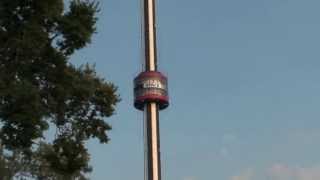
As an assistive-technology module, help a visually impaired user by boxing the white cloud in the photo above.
[230,164,320,180]
[218,133,239,160]
[219,147,230,158]
[230,169,254,180]
[268,164,320,180]
[267,164,297,180]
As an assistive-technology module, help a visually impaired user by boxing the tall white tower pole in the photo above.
[134,0,169,179]
[143,0,161,179]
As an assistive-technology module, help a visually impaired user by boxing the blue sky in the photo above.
[71,0,320,179]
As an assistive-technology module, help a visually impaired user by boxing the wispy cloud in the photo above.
[218,133,238,159]
[229,164,320,180]
[230,168,254,180]
[268,164,320,180]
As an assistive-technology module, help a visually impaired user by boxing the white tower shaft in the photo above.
[143,0,161,180]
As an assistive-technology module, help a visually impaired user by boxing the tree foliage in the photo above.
[0,0,120,178]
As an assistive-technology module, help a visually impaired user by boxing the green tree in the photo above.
[0,0,120,179]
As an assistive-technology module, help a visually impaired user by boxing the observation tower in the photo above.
[133,0,169,180]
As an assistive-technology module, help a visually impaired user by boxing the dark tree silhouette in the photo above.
[0,0,120,179]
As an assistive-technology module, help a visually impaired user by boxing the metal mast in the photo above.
[144,0,157,72]
[143,0,161,178]
[134,0,169,180]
